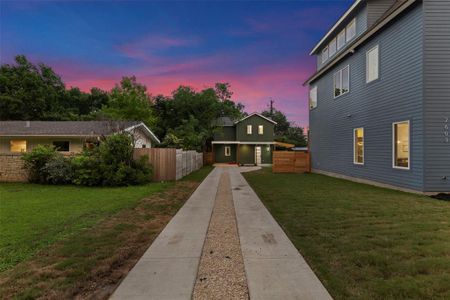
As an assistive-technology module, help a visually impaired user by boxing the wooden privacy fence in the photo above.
[203,152,214,165]
[272,151,310,173]
[134,148,203,182]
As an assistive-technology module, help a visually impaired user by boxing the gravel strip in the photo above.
[193,171,249,300]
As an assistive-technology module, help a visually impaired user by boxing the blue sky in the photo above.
[0,0,352,127]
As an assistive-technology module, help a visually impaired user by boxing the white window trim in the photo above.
[353,128,364,165]
[329,37,337,57]
[333,65,350,99]
[258,125,264,135]
[309,86,318,109]
[346,18,356,42]
[322,46,329,63]
[392,120,410,170]
[224,146,231,157]
[337,29,346,50]
[247,125,252,135]
[366,45,379,83]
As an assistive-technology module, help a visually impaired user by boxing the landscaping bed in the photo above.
[0,166,213,299]
[243,168,450,299]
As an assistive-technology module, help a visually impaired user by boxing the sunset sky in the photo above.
[0,0,352,127]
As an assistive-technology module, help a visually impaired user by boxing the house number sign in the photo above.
[445,117,449,143]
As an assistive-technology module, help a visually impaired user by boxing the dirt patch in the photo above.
[193,172,249,300]
[430,193,450,201]
[0,181,200,300]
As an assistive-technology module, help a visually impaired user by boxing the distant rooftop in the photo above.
[0,121,141,136]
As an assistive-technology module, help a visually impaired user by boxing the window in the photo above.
[393,121,410,169]
[309,86,318,109]
[10,140,26,152]
[337,29,346,50]
[53,141,70,152]
[258,125,264,135]
[247,125,252,134]
[224,146,231,157]
[346,19,356,42]
[329,38,337,57]
[321,46,329,63]
[354,128,364,164]
[366,45,379,83]
[334,65,350,98]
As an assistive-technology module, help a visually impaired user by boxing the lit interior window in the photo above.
[354,128,364,164]
[10,140,27,152]
[393,121,410,168]
[258,125,264,134]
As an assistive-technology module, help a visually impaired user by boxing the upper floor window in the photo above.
[393,121,410,169]
[346,19,356,42]
[258,125,264,135]
[366,45,379,83]
[10,140,26,152]
[321,46,329,63]
[334,65,350,98]
[337,29,346,50]
[309,86,318,109]
[329,38,337,57]
[354,128,364,164]
[247,125,252,134]
[53,141,70,152]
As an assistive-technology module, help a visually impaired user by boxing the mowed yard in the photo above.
[244,168,450,300]
[0,166,213,299]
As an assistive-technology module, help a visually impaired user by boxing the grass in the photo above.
[0,166,213,299]
[243,168,450,300]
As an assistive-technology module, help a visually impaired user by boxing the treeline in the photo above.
[0,55,306,150]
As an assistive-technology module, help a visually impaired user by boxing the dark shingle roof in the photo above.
[0,121,141,136]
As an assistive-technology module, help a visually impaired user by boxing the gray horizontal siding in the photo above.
[423,0,450,192]
[310,4,424,191]
[367,0,396,28]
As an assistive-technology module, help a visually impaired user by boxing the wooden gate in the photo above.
[272,151,310,173]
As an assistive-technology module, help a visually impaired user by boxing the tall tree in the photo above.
[100,76,155,126]
[0,55,66,120]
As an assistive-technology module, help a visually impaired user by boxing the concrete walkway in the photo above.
[111,167,332,300]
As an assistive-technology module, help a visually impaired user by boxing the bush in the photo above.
[41,155,73,184]
[22,134,152,186]
[22,145,58,183]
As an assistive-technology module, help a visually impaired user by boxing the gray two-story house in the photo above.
[212,113,277,165]
[305,0,450,193]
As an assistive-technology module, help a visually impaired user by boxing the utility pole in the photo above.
[269,98,274,118]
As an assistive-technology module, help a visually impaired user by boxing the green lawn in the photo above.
[0,182,171,272]
[243,168,450,299]
[0,166,213,273]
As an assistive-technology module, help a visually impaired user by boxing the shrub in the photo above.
[22,145,58,183]
[72,134,152,186]
[41,155,73,184]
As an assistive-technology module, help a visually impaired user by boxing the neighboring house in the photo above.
[305,0,450,193]
[0,121,160,154]
[212,113,277,165]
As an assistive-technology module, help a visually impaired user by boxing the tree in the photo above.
[0,55,66,120]
[153,83,245,150]
[100,76,155,126]
[261,102,307,147]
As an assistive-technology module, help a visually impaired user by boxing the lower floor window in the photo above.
[10,140,27,152]
[53,141,70,152]
[354,128,364,164]
[393,121,410,169]
[224,146,231,157]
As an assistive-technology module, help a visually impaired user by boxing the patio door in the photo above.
[255,146,262,165]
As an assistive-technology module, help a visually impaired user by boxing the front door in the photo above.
[255,146,261,165]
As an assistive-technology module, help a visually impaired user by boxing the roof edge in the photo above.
[309,0,363,55]
[304,0,417,86]
[235,113,277,125]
